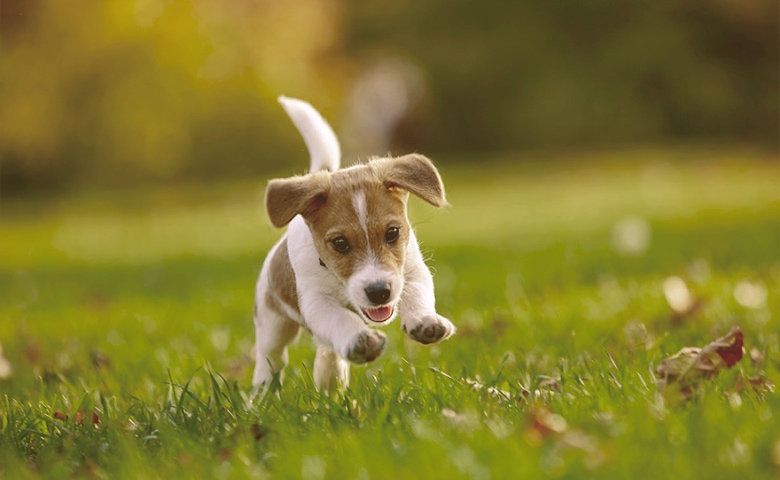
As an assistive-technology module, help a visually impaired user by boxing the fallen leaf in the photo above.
[56,410,100,427]
[655,326,744,399]
[525,408,606,468]
[662,276,704,324]
[91,349,111,370]
[538,378,561,391]
[526,406,568,444]
[663,276,695,314]
[716,329,743,367]
[733,374,776,395]
[76,411,99,427]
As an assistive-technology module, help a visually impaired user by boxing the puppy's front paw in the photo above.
[403,314,455,345]
[346,330,387,364]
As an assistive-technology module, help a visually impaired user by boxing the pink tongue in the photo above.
[366,306,393,322]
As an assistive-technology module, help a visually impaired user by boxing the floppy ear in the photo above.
[265,174,329,227]
[379,154,448,207]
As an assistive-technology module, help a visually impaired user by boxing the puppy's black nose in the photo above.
[365,282,391,305]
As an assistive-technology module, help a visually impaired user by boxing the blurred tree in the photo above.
[0,0,348,194]
[345,0,779,154]
[0,0,776,194]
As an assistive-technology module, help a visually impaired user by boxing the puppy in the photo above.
[253,96,455,392]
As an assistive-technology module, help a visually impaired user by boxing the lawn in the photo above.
[1,146,778,479]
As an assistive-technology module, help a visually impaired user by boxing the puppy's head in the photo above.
[266,154,447,325]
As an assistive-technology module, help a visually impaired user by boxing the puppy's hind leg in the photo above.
[313,344,350,393]
[252,299,300,389]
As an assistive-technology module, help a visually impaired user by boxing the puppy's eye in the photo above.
[331,236,351,253]
[385,226,400,244]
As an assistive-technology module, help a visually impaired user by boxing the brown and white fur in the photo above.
[253,96,455,392]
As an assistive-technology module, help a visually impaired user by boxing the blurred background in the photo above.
[0,0,777,196]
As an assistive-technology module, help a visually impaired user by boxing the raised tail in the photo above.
[278,96,341,173]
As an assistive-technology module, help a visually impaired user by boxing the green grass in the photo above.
[1,146,779,479]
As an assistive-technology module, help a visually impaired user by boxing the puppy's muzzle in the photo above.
[364,282,391,305]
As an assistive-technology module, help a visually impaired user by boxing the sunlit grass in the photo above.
[1,147,779,478]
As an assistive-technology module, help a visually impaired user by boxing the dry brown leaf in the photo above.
[538,378,561,391]
[663,276,695,314]
[91,349,111,370]
[526,406,568,444]
[662,276,705,324]
[55,410,100,427]
[655,325,744,398]
[733,374,776,395]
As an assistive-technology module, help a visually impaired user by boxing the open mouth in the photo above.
[362,305,395,323]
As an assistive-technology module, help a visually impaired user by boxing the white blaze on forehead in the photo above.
[352,190,370,244]
[344,189,406,313]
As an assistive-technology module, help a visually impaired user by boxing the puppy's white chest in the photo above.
[286,216,343,299]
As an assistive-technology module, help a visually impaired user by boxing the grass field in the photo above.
[1,147,778,479]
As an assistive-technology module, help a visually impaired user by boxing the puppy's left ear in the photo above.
[379,154,448,207]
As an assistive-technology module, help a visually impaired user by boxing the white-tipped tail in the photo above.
[278,96,341,173]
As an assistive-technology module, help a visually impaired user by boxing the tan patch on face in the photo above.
[265,238,300,317]
[305,165,410,283]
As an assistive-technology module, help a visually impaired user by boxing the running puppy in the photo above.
[253,96,455,391]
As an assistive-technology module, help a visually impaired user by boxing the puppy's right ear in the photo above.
[265,175,329,227]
